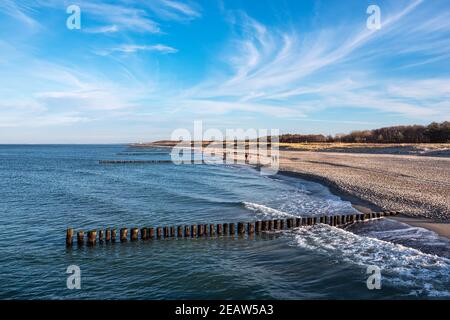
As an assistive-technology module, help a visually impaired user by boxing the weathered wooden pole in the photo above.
[203,224,209,236]
[88,230,97,246]
[274,219,281,230]
[170,226,175,238]
[198,224,204,237]
[111,228,116,242]
[98,229,104,243]
[130,228,139,241]
[280,219,285,229]
[261,220,268,231]
[177,226,183,238]
[105,228,111,242]
[147,227,154,239]
[184,225,191,237]
[156,227,162,238]
[191,225,197,237]
[223,223,229,235]
[210,224,215,236]
[229,223,236,235]
[268,220,274,231]
[295,218,301,227]
[77,230,84,245]
[255,221,262,233]
[248,222,255,234]
[217,224,223,235]
[286,218,292,229]
[140,228,148,240]
[238,222,245,235]
[66,228,74,247]
[120,228,128,242]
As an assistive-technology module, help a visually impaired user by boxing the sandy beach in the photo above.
[278,150,450,237]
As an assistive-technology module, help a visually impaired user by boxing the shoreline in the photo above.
[277,169,450,240]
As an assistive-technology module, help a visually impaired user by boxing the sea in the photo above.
[0,145,449,299]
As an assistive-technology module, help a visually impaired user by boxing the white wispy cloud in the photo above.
[96,44,178,55]
[143,0,201,21]
[0,0,40,27]
[83,24,119,34]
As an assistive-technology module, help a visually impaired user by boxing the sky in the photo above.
[0,0,449,143]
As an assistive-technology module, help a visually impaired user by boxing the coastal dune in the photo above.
[279,151,450,221]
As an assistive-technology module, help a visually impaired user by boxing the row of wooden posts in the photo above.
[66,211,399,247]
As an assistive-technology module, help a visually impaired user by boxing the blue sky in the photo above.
[0,0,449,143]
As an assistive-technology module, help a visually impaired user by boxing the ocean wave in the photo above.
[290,224,450,297]
[243,202,298,218]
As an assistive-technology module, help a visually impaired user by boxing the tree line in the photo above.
[278,121,450,143]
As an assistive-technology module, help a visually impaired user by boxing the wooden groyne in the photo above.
[66,211,400,247]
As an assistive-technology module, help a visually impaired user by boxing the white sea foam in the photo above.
[243,201,298,218]
[291,224,450,297]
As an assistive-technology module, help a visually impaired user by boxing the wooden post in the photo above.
[140,228,148,240]
[111,229,116,242]
[319,216,324,223]
[229,223,235,235]
[105,228,111,242]
[313,217,317,225]
[88,230,97,246]
[210,224,215,236]
[77,230,84,245]
[170,226,175,238]
[286,219,292,229]
[148,227,154,239]
[255,221,262,233]
[163,226,169,238]
[248,222,255,234]
[184,225,191,237]
[280,219,285,229]
[238,222,245,235]
[198,224,204,237]
[268,220,274,231]
[261,221,267,231]
[130,228,138,241]
[217,224,223,235]
[203,224,209,236]
[191,225,197,237]
[157,227,162,238]
[223,223,229,235]
[120,228,128,242]
[295,218,301,227]
[177,226,183,238]
[98,229,104,243]
[274,219,281,230]
[66,228,74,247]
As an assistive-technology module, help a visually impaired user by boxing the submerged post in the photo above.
[120,228,128,242]
[111,228,116,242]
[255,221,262,233]
[148,227,154,239]
[184,225,191,237]
[217,224,223,235]
[140,228,148,240]
[87,230,97,246]
[77,230,84,245]
[98,229,104,243]
[131,228,139,241]
[229,223,236,235]
[157,227,162,239]
[210,224,215,236]
[238,222,245,235]
[198,224,204,237]
[223,223,229,235]
[66,228,74,247]
[105,228,111,242]
[248,222,255,234]
[177,226,183,238]
[191,225,197,238]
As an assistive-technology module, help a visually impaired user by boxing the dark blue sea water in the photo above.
[0,145,449,299]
